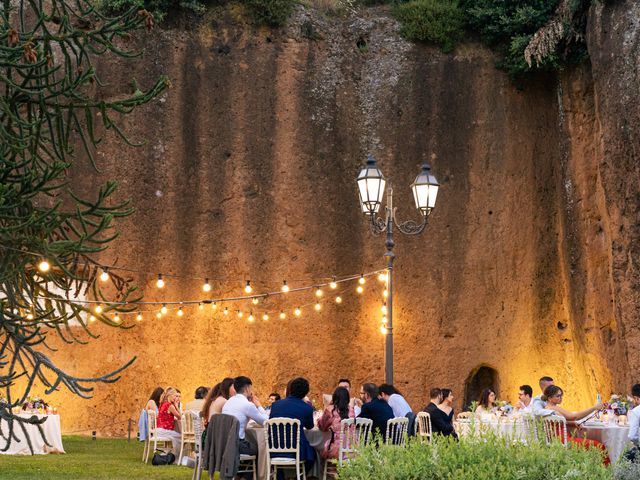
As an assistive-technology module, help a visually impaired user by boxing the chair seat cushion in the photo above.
[270,458,300,465]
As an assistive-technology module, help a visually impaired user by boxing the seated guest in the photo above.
[146,387,164,412]
[338,378,361,416]
[269,393,281,405]
[475,388,497,415]
[156,387,182,459]
[317,386,355,459]
[200,383,220,426]
[222,376,268,455]
[542,385,608,464]
[358,383,394,441]
[424,388,457,438]
[531,376,554,415]
[628,383,640,446]
[438,389,455,422]
[269,377,316,470]
[202,377,235,423]
[379,384,412,418]
[185,386,208,412]
[515,385,533,411]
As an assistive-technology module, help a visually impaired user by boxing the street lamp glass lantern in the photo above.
[357,155,386,215]
[411,163,439,215]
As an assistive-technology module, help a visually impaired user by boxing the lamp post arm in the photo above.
[395,214,429,235]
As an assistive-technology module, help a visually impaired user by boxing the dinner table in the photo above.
[0,412,65,455]
[580,420,630,462]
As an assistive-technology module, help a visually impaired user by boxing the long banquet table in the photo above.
[581,422,630,462]
[0,413,65,455]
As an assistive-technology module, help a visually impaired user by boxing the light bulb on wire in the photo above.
[335,296,342,304]
[380,325,388,335]
[89,315,96,322]
[315,302,321,312]
[161,304,168,315]
[156,312,162,319]
[177,307,184,317]
[262,314,269,321]
[248,313,255,322]
[357,285,364,294]
[223,307,229,315]
[156,274,165,289]
[294,307,302,317]
[281,281,289,293]
[359,274,366,285]
[26,313,34,320]
[198,303,204,311]
[252,297,259,305]
[381,304,388,315]
[279,311,286,319]
[329,277,337,289]
[203,278,212,292]
[136,313,143,321]
[38,259,50,273]
[212,302,217,310]
[113,313,121,323]
[237,310,243,318]
[100,269,110,282]
[383,289,388,298]
[315,288,323,298]
[378,272,386,282]
[382,316,388,324]
[244,281,252,294]
[94,304,103,314]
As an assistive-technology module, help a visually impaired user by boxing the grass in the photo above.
[0,436,194,480]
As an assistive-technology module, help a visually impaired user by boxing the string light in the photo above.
[381,303,387,315]
[248,313,255,322]
[177,307,184,317]
[359,274,366,285]
[26,313,34,320]
[281,281,289,293]
[382,316,388,324]
[113,313,121,323]
[161,304,168,315]
[38,259,50,273]
[380,325,387,335]
[244,281,252,294]
[198,303,204,310]
[212,302,217,310]
[315,302,321,311]
[378,272,387,282]
[330,277,337,289]
[136,313,143,321]
[156,312,162,319]
[89,315,96,322]
[252,297,259,305]
[262,314,269,321]
[156,274,165,289]
[315,287,323,298]
[383,289,388,298]
[279,311,286,319]
[237,310,243,318]
[357,285,364,294]
[294,307,302,317]
[94,304,103,314]
[203,278,211,292]
[335,296,342,304]
[100,269,110,282]
[224,307,229,315]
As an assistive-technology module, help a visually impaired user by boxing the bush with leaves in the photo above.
[393,0,465,53]
[245,0,296,26]
[338,432,612,480]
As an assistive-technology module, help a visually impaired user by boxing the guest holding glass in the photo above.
[475,388,497,415]
[156,387,183,459]
[318,387,355,459]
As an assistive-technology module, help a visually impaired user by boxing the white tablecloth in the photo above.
[581,423,630,462]
[457,418,527,443]
[0,413,65,455]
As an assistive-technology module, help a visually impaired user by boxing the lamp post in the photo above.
[356,155,440,384]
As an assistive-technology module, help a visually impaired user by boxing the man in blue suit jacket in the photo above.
[357,383,394,441]
[269,377,315,471]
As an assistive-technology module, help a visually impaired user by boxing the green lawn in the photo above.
[0,435,194,480]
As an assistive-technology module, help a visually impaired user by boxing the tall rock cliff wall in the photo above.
[40,2,639,434]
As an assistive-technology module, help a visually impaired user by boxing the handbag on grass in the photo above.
[151,451,175,465]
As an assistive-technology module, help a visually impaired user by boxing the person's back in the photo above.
[359,398,394,440]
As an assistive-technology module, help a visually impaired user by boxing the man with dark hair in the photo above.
[357,383,394,440]
[338,379,351,391]
[269,377,315,470]
[268,393,281,405]
[515,385,533,411]
[379,384,412,417]
[423,388,456,438]
[184,386,209,412]
[222,376,268,455]
[628,384,640,446]
[531,376,554,415]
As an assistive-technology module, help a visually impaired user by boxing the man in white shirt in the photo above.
[515,385,533,412]
[531,376,554,416]
[222,376,269,455]
[379,384,412,417]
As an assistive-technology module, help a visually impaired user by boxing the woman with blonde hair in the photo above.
[156,387,182,461]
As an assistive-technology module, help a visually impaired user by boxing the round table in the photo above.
[580,422,630,462]
[0,413,65,455]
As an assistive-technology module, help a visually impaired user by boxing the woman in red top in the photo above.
[155,387,182,461]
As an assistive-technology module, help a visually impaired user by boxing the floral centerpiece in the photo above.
[495,400,513,416]
[22,395,49,412]
[607,394,631,416]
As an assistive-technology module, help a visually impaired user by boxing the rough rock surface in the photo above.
[39,2,639,435]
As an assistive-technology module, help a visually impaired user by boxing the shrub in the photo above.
[393,0,465,53]
[100,0,206,21]
[614,458,640,480]
[338,432,612,480]
[245,0,296,26]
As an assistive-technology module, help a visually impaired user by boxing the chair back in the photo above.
[415,412,432,440]
[542,415,567,446]
[192,411,203,450]
[181,411,195,436]
[147,410,159,439]
[385,417,409,446]
[355,418,373,446]
[264,417,301,461]
[521,414,540,443]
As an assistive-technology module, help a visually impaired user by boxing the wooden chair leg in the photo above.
[142,439,148,462]
[252,458,257,480]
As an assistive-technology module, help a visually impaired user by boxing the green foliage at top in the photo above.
[393,0,465,53]
[338,433,613,480]
[245,0,296,26]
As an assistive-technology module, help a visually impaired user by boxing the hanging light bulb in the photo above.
[38,259,50,273]
[212,302,218,310]
[156,312,162,319]
[315,287,323,298]
[329,277,337,289]
[161,304,168,315]
[381,303,388,315]
[100,269,110,282]
[279,311,286,319]
[382,316,388,324]
[244,280,252,294]
[383,289,388,298]
[315,302,321,311]
[380,325,388,335]
[262,314,269,321]
[294,307,302,317]
[335,296,342,304]
[113,313,121,323]
[94,304,103,314]
[357,285,364,294]
[203,278,212,292]
[136,313,143,321]
[237,310,243,318]
[281,281,290,293]
[378,272,387,282]
[359,274,366,285]
[26,313,34,320]
[252,297,259,305]
[156,274,165,289]
[248,313,255,322]
[177,307,184,317]
[198,303,204,311]
[223,307,229,315]
[89,315,96,322]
